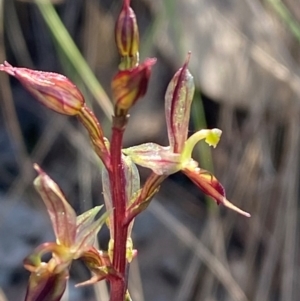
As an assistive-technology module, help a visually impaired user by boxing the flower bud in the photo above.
[0,61,85,115]
[115,0,139,69]
[112,58,156,114]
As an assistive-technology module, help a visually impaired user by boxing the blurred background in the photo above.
[0,0,300,300]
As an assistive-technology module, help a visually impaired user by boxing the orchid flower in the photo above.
[123,54,250,217]
[23,164,111,301]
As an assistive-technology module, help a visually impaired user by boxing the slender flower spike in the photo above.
[24,164,111,301]
[115,0,139,69]
[124,54,250,217]
[0,61,85,115]
[112,58,156,114]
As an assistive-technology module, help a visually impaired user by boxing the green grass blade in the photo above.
[266,0,300,43]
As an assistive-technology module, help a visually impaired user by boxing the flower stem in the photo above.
[109,114,129,301]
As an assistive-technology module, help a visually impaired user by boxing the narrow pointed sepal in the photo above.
[76,206,102,232]
[165,53,195,153]
[73,209,110,257]
[33,164,77,247]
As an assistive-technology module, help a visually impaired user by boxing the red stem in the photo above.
[109,115,128,301]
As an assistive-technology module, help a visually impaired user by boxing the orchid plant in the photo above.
[0,0,250,300]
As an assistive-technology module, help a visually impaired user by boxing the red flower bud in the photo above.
[0,61,85,115]
[115,0,139,69]
[111,58,156,113]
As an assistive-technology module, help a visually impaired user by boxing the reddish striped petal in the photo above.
[165,53,195,153]
[33,164,77,247]
[183,165,250,217]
